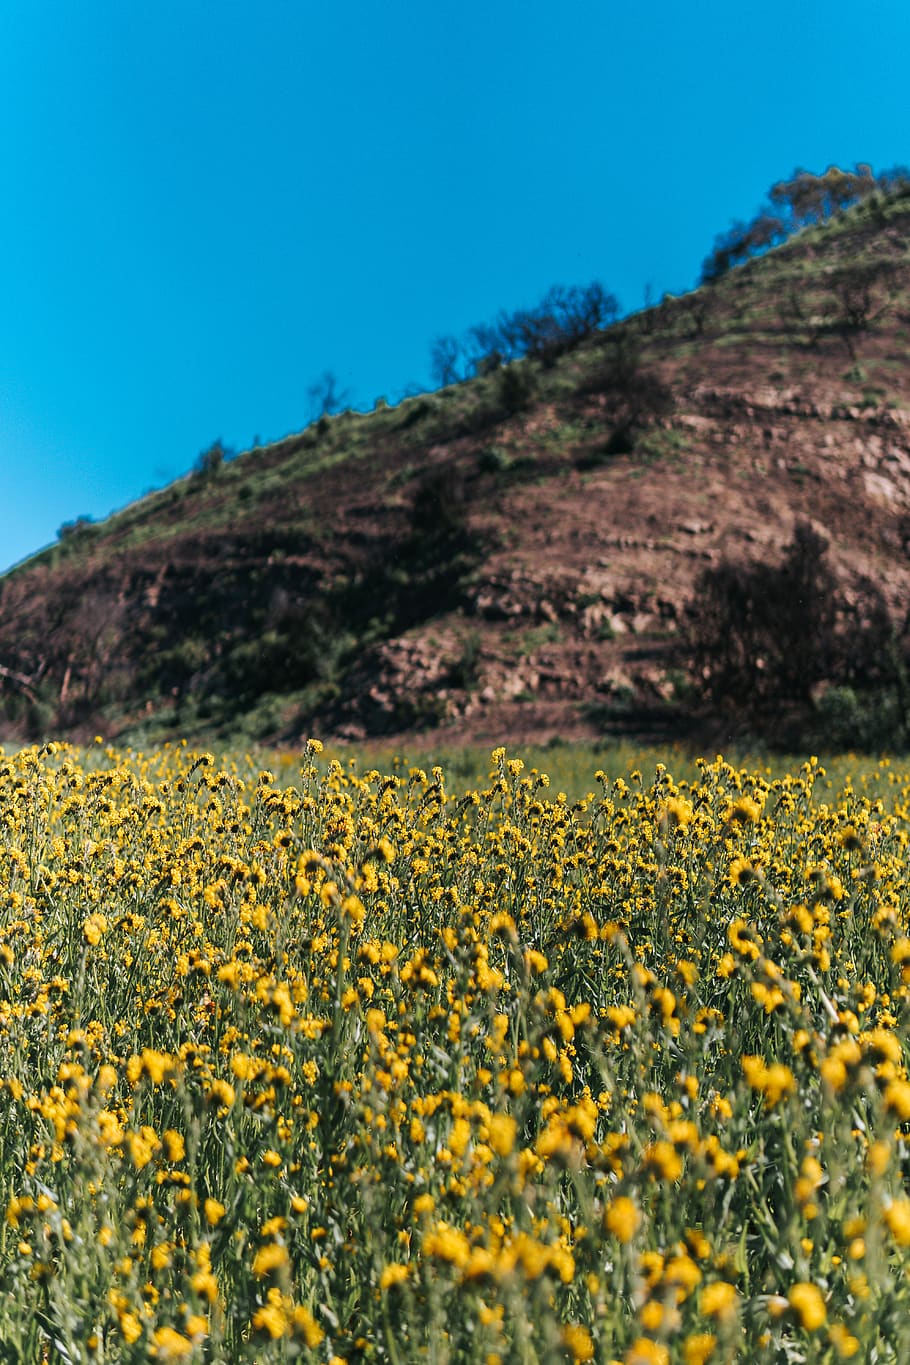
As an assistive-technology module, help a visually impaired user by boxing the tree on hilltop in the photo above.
[307,370,351,422]
[701,163,910,283]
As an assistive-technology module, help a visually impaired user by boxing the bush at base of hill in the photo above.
[686,521,910,749]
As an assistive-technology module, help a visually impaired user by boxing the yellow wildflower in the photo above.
[788,1282,826,1331]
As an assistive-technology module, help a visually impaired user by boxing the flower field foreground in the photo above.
[1,743,910,1362]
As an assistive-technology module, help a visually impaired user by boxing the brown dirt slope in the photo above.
[3,190,910,748]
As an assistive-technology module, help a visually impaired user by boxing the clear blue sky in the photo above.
[2,1,908,571]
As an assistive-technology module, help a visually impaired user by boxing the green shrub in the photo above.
[497,362,537,415]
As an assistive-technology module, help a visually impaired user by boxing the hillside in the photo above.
[5,188,910,750]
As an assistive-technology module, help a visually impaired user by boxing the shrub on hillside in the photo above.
[194,439,232,478]
[57,515,97,542]
[430,281,619,386]
[578,328,674,454]
[496,361,538,415]
[411,465,468,540]
[689,524,837,708]
[687,523,909,744]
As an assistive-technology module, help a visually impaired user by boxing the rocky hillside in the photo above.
[4,188,910,749]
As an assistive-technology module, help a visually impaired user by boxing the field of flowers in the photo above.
[1,739,910,1362]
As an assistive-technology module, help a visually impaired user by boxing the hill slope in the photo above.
[5,190,910,749]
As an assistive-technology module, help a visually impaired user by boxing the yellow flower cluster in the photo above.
[0,743,906,1360]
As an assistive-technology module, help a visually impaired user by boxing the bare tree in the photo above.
[307,370,351,422]
[430,279,619,384]
[821,260,906,358]
[429,335,463,387]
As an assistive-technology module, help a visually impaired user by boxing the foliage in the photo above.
[689,523,838,706]
[447,630,482,691]
[306,371,351,422]
[410,464,469,540]
[700,214,787,283]
[496,360,538,415]
[430,281,619,386]
[0,742,909,1360]
[687,524,908,745]
[194,440,233,479]
[701,163,910,282]
[578,328,674,455]
[57,515,98,543]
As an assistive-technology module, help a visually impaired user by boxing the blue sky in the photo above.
[1,0,909,570]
